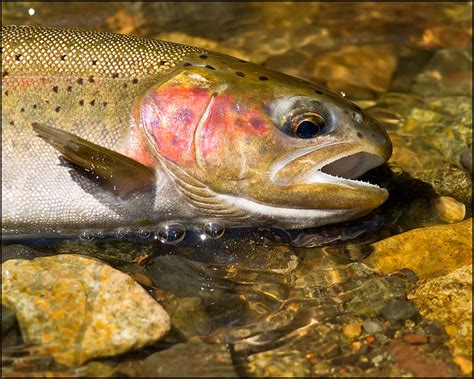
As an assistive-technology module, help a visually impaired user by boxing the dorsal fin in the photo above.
[32,123,156,199]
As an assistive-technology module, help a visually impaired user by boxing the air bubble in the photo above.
[352,112,363,123]
[138,229,152,239]
[157,224,186,244]
[203,222,225,239]
[115,229,129,238]
[80,231,94,241]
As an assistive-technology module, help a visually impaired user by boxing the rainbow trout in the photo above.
[2,25,392,240]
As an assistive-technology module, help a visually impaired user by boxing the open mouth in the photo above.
[299,151,386,189]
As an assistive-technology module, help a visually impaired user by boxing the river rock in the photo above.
[431,196,466,223]
[365,219,472,278]
[136,340,238,377]
[412,48,472,97]
[408,264,472,375]
[1,254,170,367]
[308,44,398,93]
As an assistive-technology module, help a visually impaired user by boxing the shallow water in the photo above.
[2,2,472,377]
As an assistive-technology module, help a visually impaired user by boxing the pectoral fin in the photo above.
[32,123,156,199]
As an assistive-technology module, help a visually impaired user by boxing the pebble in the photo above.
[403,334,428,345]
[343,323,362,339]
[380,299,417,322]
[362,319,383,334]
[432,196,466,223]
[460,146,472,174]
[2,254,170,366]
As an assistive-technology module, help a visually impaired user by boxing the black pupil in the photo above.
[296,120,322,138]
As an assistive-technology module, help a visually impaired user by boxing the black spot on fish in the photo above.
[123,83,128,89]
[61,54,67,61]
[77,78,84,85]
[52,86,59,93]
[183,62,192,67]
[132,78,139,84]
[357,131,364,139]
[205,65,215,70]
[4,90,9,96]
[88,76,95,83]
[33,104,37,109]
[112,73,119,79]
[67,86,73,92]
[160,60,167,65]
[103,102,108,107]
[55,106,61,113]
[90,100,96,106]
[20,108,25,112]
[79,100,84,106]
[212,92,218,97]
[236,71,245,77]
[2,71,8,78]
[259,76,269,81]
[92,59,97,65]
[199,54,208,59]
[250,117,264,130]
[315,89,323,95]
[9,121,14,126]
[15,54,21,61]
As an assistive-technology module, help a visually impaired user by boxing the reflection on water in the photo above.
[1,1,472,377]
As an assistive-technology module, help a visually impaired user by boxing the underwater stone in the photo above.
[431,196,466,223]
[137,341,238,377]
[1,254,170,366]
[412,48,472,97]
[460,146,472,174]
[408,264,472,374]
[362,319,384,334]
[380,299,417,322]
[365,219,472,279]
[308,44,398,93]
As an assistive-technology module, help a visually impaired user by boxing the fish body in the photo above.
[2,25,392,239]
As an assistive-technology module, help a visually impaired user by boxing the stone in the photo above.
[460,146,472,174]
[362,319,383,334]
[380,299,417,322]
[343,323,362,339]
[1,244,53,263]
[2,254,170,366]
[431,196,466,223]
[308,44,398,93]
[137,341,238,377]
[163,296,212,338]
[413,48,472,97]
[408,265,472,362]
[365,219,472,278]
[403,334,428,345]
[390,339,453,376]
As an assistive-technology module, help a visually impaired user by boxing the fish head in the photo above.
[136,53,392,228]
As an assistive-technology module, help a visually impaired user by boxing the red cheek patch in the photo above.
[139,86,211,166]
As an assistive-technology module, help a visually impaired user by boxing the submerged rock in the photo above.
[408,264,472,375]
[365,219,472,278]
[1,254,170,366]
[460,146,472,174]
[431,196,466,223]
[308,44,398,93]
[413,48,472,97]
[135,341,238,377]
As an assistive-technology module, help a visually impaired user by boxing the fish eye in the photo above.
[290,114,326,139]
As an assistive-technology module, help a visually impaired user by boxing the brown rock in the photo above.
[432,196,466,223]
[403,334,428,345]
[309,44,398,92]
[365,219,472,278]
[453,355,472,375]
[390,339,451,377]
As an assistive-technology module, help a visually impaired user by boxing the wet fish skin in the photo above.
[2,25,392,238]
